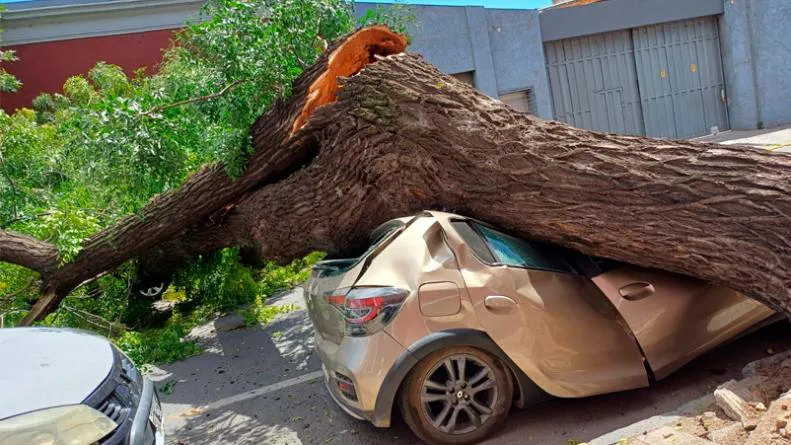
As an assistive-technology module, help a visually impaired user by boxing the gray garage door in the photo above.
[545,17,729,139]
[633,18,729,139]
[545,30,645,136]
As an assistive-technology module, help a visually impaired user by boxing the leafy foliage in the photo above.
[0,6,21,93]
[357,3,417,38]
[0,0,413,364]
[0,48,20,93]
[115,319,202,366]
[25,250,324,365]
[243,298,299,326]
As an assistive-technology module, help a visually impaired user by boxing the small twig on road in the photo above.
[0,309,28,328]
[61,304,118,336]
[2,210,55,229]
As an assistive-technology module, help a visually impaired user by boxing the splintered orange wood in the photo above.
[292,26,407,135]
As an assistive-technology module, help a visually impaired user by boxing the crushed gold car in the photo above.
[305,211,775,445]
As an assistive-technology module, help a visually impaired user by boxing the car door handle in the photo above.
[619,282,655,301]
[484,295,518,308]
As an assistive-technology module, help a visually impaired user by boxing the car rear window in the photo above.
[314,220,405,277]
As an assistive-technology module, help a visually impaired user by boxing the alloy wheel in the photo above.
[419,354,498,434]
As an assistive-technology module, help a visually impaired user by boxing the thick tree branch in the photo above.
[0,230,58,276]
[14,27,791,327]
[222,53,791,317]
[18,27,408,324]
[134,211,251,292]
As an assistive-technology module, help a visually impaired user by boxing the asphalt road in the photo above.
[152,288,791,445]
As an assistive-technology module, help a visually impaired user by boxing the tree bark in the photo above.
[0,230,58,277]
[15,27,407,324]
[224,52,791,316]
[5,27,791,322]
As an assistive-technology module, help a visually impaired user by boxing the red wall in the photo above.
[1,29,177,113]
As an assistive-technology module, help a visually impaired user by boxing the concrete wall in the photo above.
[485,9,552,118]
[720,0,791,130]
[355,3,553,119]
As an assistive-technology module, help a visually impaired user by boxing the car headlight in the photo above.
[0,405,117,445]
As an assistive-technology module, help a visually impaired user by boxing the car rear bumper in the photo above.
[314,331,408,428]
[129,379,164,445]
[322,365,367,420]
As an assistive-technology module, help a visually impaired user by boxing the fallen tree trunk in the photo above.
[187,51,791,315]
[5,26,791,322]
[0,230,58,278]
[12,27,407,324]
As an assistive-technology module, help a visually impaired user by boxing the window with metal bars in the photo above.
[499,88,537,115]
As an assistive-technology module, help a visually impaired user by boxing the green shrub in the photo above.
[173,248,260,317]
[243,296,298,326]
[115,320,201,365]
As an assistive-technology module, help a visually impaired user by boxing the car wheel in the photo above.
[138,282,166,298]
[399,346,513,445]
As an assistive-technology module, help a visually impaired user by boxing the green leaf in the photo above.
[0,0,414,365]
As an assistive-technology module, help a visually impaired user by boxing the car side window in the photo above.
[473,224,575,274]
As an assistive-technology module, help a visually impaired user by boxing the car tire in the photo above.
[398,346,513,445]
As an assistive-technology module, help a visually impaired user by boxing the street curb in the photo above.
[588,393,715,445]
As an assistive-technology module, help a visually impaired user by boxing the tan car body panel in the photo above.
[592,267,774,380]
[357,217,487,346]
[312,211,775,411]
[314,327,411,415]
[430,213,649,397]
[360,213,648,397]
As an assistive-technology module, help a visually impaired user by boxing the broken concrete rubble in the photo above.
[713,378,764,429]
[616,348,791,445]
[706,423,745,443]
[743,389,791,445]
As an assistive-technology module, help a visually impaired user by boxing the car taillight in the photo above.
[324,287,409,336]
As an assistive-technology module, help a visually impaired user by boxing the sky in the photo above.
[0,0,553,7]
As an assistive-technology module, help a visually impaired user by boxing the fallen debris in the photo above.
[714,378,763,427]
[632,426,716,445]
[621,349,791,445]
[743,389,791,445]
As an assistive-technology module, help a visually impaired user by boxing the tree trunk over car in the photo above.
[224,52,791,317]
[5,26,791,323]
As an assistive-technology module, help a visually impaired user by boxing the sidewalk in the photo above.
[695,124,791,152]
